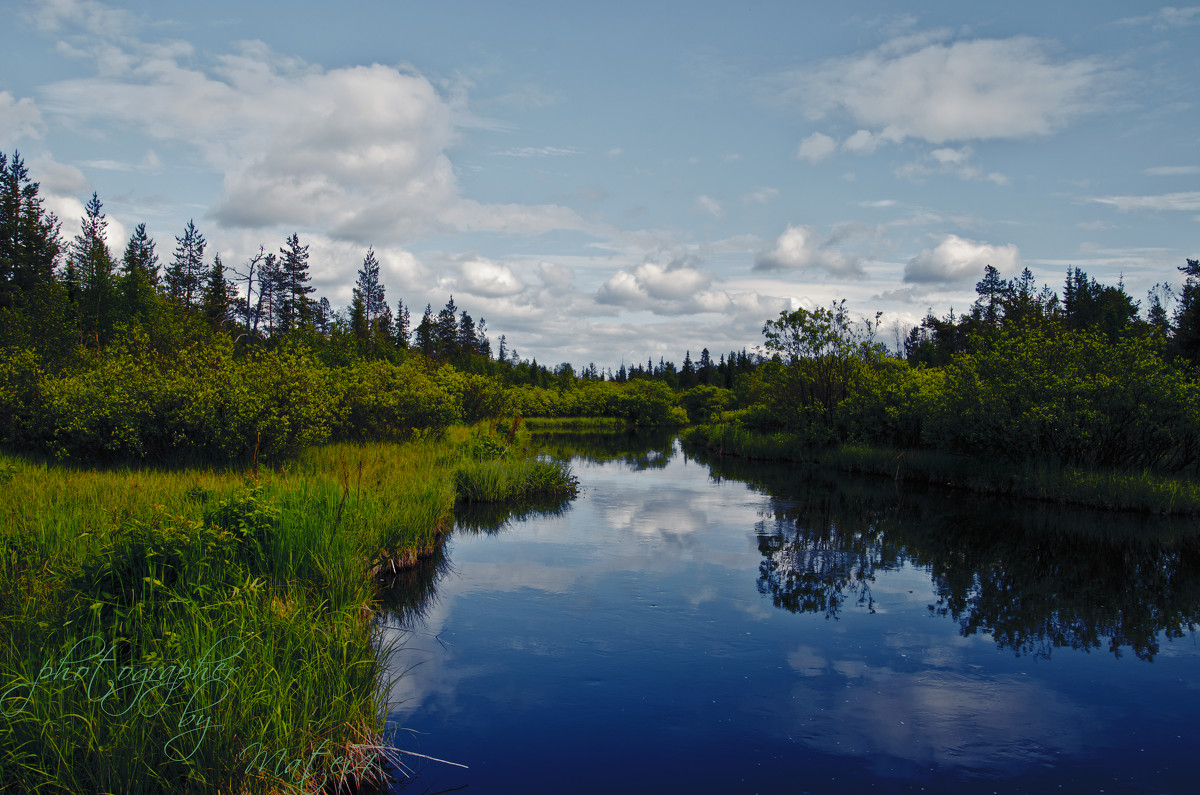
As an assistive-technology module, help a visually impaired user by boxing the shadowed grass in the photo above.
[683,423,1200,515]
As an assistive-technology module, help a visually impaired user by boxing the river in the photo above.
[379,431,1200,793]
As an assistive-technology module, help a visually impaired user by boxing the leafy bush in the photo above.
[681,385,734,423]
[0,347,43,449]
[335,360,459,441]
[433,366,508,423]
[924,326,1200,471]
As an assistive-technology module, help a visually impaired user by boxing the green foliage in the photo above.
[40,341,159,460]
[334,360,459,441]
[508,379,686,426]
[452,423,578,503]
[72,484,276,619]
[756,301,886,436]
[202,481,280,572]
[924,325,1200,471]
[6,332,339,462]
[433,366,508,423]
[842,359,943,449]
[680,384,734,423]
[0,346,43,448]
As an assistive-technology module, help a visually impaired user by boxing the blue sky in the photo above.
[1,0,1197,369]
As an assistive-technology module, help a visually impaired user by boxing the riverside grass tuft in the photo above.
[521,416,631,431]
[0,422,576,794]
[683,422,1200,515]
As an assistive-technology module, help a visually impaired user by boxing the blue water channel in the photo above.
[380,433,1200,793]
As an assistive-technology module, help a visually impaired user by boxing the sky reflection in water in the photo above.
[382,433,1200,793]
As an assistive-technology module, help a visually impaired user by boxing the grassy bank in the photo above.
[682,423,1200,515]
[0,423,576,794]
[521,416,632,431]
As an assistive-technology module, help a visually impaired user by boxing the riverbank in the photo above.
[682,422,1200,515]
[522,416,633,431]
[0,423,577,794]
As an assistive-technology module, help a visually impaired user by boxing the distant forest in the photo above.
[3,149,1199,475]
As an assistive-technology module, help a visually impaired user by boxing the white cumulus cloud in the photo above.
[896,145,1009,185]
[0,92,44,145]
[796,132,837,163]
[37,29,592,244]
[782,35,1107,144]
[595,258,718,314]
[755,224,865,277]
[904,234,1021,284]
[459,257,525,297]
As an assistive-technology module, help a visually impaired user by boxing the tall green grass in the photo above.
[0,422,576,793]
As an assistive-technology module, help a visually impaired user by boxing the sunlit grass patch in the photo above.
[0,424,577,793]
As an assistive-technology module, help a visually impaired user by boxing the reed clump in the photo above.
[0,420,576,793]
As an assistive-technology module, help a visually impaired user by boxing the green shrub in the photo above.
[335,360,459,440]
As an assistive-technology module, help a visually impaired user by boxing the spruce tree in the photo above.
[120,223,159,323]
[435,295,458,358]
[375,302,394,347]
[681,350,696,388]
[394,299,410,349]
[355,247,386,326]
[278,233,314,332]
[202,253,236,333]
[416,304,435,357]
[165,220,206,312]
[457,310,477,356]
[475,316,490,358]
[1,152,62,305]
[316,296,333,336]
[1172,259,1200,364]
[258,252,283,338]
[0,151,62,306]
[349,291,369,353]
[70,192,118,347]
[0,151,69,358]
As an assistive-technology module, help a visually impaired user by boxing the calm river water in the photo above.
[380,432,1200,794]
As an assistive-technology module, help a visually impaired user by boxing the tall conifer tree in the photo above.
[165,220,206,312]
[394,299,410,349]
[70,192,118,347]
[435,295,458,358]
[120,223,158,323]
[202,253,236,333]
[278,233,314,332]
[355,247,386,325]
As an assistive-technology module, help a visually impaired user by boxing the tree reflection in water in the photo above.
[757,517,888,616]
[528,428,677,471]
[699,449,1200,661]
